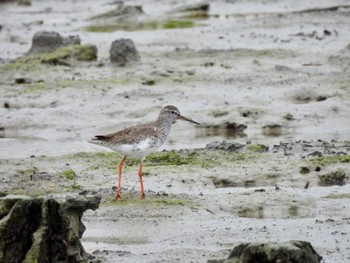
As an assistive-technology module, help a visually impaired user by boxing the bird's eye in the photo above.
[170,110,175,114]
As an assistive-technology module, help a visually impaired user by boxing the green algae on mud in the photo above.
[60,169,76,180]
[308,155,350,166]
[0,45,97,74]
[62,150,264,177]
[323,193,350,199]
[0,55,46,74]
[146,150,262,168]
[288,204,299,217]
[40,44,97,64]
[246,144,269,152]
[70,150,213,167]
[146,150,198,166]
[84,19,199,32]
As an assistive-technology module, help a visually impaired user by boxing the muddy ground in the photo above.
[0,0,350,262]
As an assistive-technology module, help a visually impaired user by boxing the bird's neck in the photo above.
[155,116,173,134]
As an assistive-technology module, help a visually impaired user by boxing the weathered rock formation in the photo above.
[91,3,144,21]
[110,38,140,66]
[25,31,97,65]
[28,31,81,54]
[208,241,322,263]
[318,169,347,186]
[0,193,101,263]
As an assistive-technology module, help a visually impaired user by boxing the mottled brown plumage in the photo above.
[89,105,199,201]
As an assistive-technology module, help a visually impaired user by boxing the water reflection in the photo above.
[195,122,247,139]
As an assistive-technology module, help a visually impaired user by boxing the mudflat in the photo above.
[0,0,349,262]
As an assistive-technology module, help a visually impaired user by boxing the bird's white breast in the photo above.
[110,138,157,158]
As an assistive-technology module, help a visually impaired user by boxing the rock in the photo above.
[87,4,145,32]
[283,112,295,120]
[14,77,32,84]
[300,166,311,174]
[28,31,81,54]
[17,0,32,6]
[171,2,210,13]
[0,193,101,263]
[91,3,144,20]
[208,241,322,263]
[17,0,31,6]
[318,169,347,186]
[206,141,244,151]
[28,31,63,54]
[110,39,140,66]
[63,35,81,46]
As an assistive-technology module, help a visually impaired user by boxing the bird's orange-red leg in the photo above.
[114,156,127,202]
[138,160,145,199]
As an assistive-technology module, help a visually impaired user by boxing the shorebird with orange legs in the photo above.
[90,105,199,201]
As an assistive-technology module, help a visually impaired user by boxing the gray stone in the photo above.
[110,38,140,66]
[28,31,81,54]
[91,3,144,20]
[318,169,347,186]
[208,241,322,263]
[0,193,101,263]
[62,34,81,46]
[171,2,210,13]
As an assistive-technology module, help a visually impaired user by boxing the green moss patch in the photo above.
[162,20,195,29]
[40,44,97,64]
[84,25,121,33]
[0,45,97,77]
[84,19,198,32]
[288,205,299,217]
[60,169,76,180]
[146,150,198,166]
[323,193,350,199]
[247,144,269,152]
[309,155,350,166]
[0,55,45,74]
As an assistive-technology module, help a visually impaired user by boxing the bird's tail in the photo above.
[88,135,108,145]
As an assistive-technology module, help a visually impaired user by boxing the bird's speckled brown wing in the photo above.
[92,122,160,146]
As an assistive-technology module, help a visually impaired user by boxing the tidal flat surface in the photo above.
[1,0,350,262]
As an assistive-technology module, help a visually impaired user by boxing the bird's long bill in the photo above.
[178,114,200,125]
